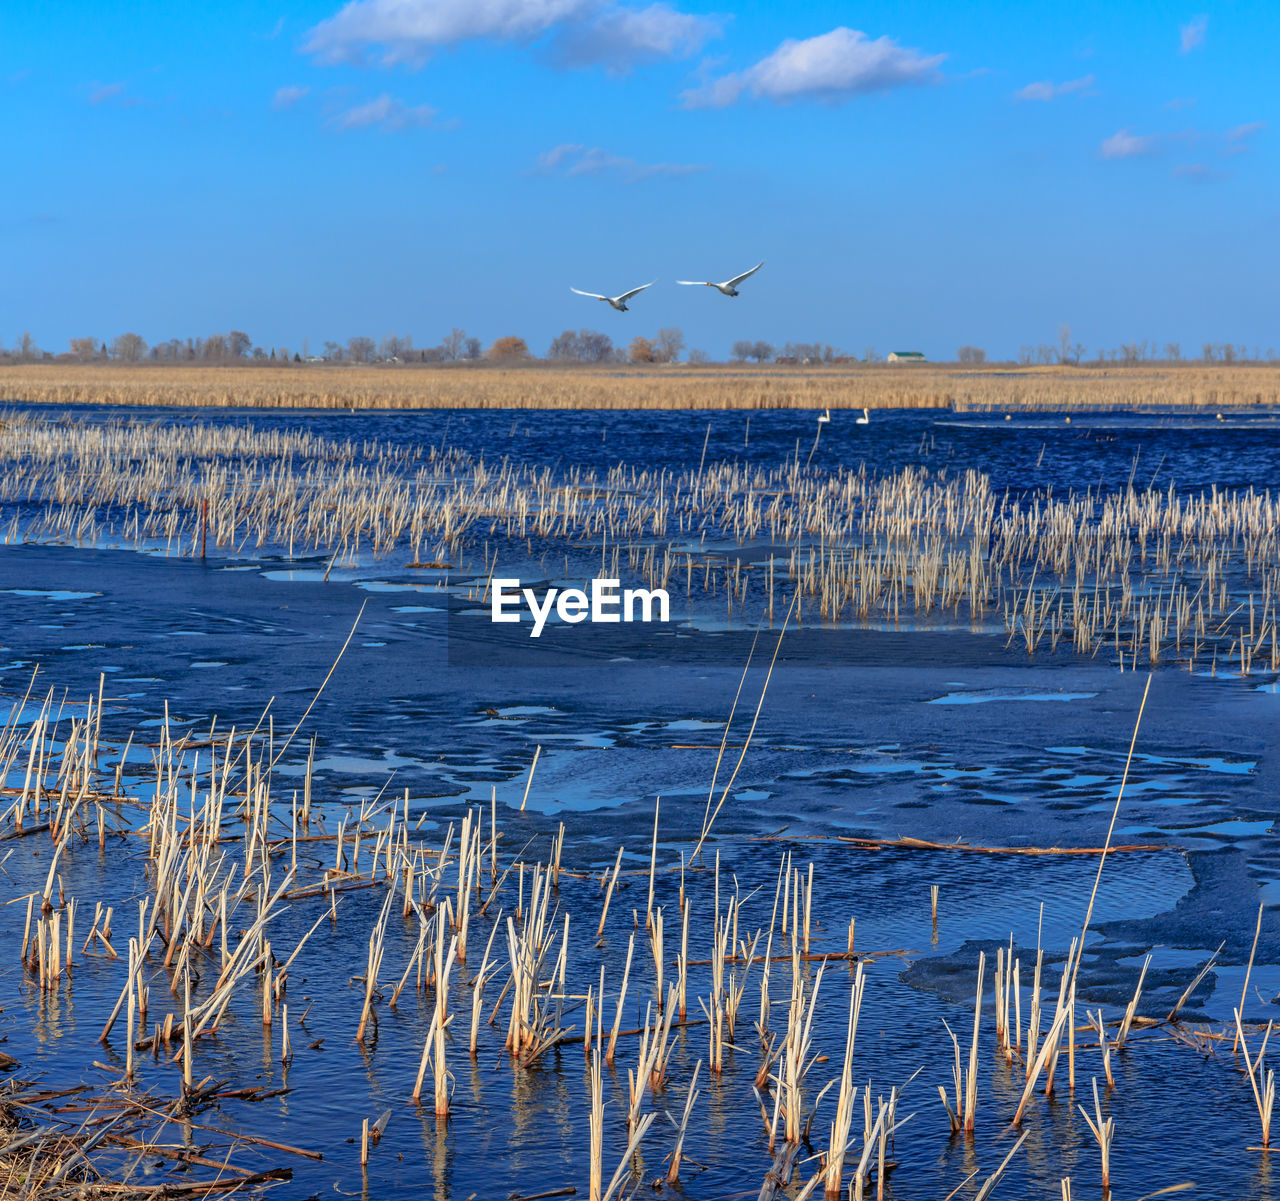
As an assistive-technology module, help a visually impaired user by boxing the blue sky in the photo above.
[3,1,1276,360]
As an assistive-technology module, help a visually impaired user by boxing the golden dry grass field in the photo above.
[1,361,1279,411]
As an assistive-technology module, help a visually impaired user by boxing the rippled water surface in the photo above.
[2,405,1279,1199]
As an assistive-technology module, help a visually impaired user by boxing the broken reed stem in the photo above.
[1234,901,1265,1053]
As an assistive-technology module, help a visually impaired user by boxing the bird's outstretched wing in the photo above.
[675,279,708,286]
[616,281,656,303]
[725,261,764,288]
[570,287,606,300]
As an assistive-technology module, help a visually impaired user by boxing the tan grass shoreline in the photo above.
[2,362,1279,411]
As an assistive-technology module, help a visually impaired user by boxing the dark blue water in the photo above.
[11,401,1280,497]
[1,404,1279,1199]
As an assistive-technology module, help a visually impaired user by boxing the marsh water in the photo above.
[3,404,1280,1199]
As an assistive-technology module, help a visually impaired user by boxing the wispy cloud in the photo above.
[1164,96,1196,110]
[548,3,720,72]
[303,0,716,71]
[1224,120,1265,153]
[1014,74,1095,102]
[537,142,704,180]
[682,26,943,109]
[1100,128,1157,160]
[87,81,139,106]
[272,85,311,110]
[1174,162,1227,182]
[331,93,436,131]
[1179,14,1207,53]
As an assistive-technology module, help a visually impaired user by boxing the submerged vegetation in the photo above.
[2,408,1280,672]
[0,396,1276,1194]
[0,674,1232,1198]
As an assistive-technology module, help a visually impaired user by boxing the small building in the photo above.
[888,351,927,363]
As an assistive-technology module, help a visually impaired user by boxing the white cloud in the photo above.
[1179,14,1207,53]
[537,142,704,180]
[1226,120,1265,143]
[331,93,437,131]
[303,0,715,70]
[1100,128,1157,160]
[1014,74,1095,102]
[1222,120,1265,156]
[681,26,943,109]
[549,3,720,71]
[1173,162,1223,181]
[88,81,127,105]
[273,85,311,109]
[306,0,588,65]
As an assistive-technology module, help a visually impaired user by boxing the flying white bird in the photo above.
[569,282,655,312]
[676,261,764,297]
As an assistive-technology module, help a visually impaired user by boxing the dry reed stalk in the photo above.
[965,951,984,1132]
[469,916,502,1057]
[1235,1011,1275,1148]
[1115,954,1150,1050]
[823,964,866,1196]
[973,1131,1029,1201]
[1167,944,1223,1022]
[1234,900,1265,1053]
[588,1047,604,1201]
[646,799,660,931]
[606,933,635,1065]
[650,908,665,1008]
[693,599,795,860]
[666,1059,701,1185]
[1091,1010,1114,1087]
[1013,988,1071,1127]
[518,745,541,812]
[597,845,624,939]
[1078,1077,1115,1194]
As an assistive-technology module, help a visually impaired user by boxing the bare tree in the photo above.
[379,334,413,360]
[688,348,709,363]
[731,340,752,362]
[347,336,376,363]
[441,328,467,361]
[1057,323,1071,364]
[69,337,97,362]
[957,345,986,364]
[656,327,685,363]
[750,341,774,363]
[1164,342,1182,362]
[228,331,252,359]
[111,333,147,362]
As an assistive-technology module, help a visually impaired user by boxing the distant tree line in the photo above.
[0,325,1274,367]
